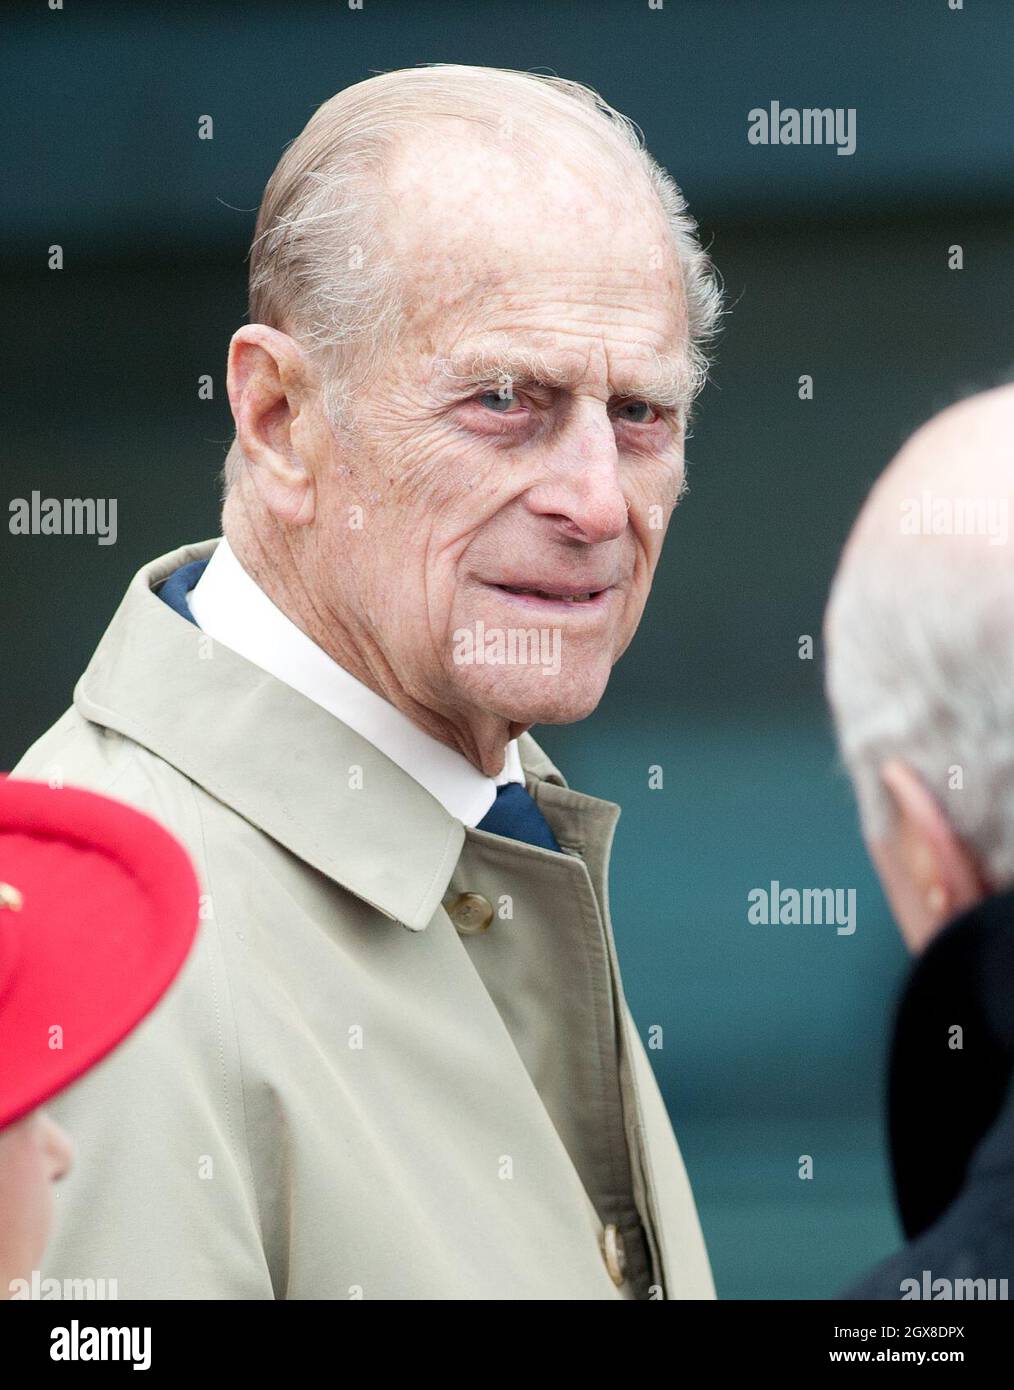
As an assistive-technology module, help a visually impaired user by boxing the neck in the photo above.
[222,508,524,777]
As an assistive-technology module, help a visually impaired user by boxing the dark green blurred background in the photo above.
[5,0,1014,1298]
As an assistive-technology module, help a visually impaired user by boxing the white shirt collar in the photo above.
[186,538,525,827]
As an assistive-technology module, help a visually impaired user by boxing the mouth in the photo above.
[483,581,613,611]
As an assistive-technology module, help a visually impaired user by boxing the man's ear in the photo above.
[226,324,318,525]
[878,758,988,949]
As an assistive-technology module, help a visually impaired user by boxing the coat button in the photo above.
[446,892,494,935]
[600,1224,627,1286]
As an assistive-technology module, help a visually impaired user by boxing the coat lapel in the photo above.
[75,540,463,930]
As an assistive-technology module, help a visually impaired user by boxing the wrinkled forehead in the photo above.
[380,121,686,343]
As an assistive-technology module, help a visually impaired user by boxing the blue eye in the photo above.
[616,400,657,424]
[477,389,520,412]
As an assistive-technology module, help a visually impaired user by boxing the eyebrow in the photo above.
[433,337,692,413]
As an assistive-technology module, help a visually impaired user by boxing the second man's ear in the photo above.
[879,758,987,947]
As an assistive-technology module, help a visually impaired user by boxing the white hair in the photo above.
[224,63,723,490]
[825,523,1014,886]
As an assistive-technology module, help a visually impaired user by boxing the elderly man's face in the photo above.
[314,129,689,743]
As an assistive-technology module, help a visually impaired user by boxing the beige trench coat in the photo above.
[12,540,715,1300]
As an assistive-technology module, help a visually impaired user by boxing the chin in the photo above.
[457,665,610,727]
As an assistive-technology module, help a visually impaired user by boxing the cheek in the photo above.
[627,462,683,538]
[390,543,477,672]
[630,514,667,587]
[383,421,499,511]
[0,1142,53,1280]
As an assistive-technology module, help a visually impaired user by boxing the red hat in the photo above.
[0,777,200,1131]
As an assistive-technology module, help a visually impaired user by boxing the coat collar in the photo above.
[186,536,526,826]
[887,884,1014,1238]
[74,540,571,932]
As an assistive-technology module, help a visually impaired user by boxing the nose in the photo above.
[525,410,629,545]
[40,1113,74,1182]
